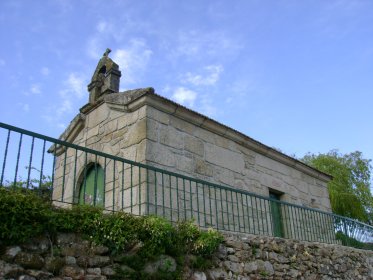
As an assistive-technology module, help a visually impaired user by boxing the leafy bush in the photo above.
[138,215,174,257]
[0,187,53,244]
[0,187,224,270]
[89,212,139,253]
[193,228,224,256]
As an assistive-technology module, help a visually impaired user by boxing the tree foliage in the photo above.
[302,150,373,223]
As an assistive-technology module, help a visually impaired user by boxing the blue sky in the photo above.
[0,0,372,163]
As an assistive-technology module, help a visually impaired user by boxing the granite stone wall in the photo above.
[1,232,372,280]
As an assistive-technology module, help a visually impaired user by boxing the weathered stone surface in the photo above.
[44,256,65,273]
[0,260,24,278]
[144,255,176,274]
[92,245,109,256]
[3,246,22,262]
[14,252,44,270]
[25,269,54,279]
[1,231,373,280]
[191,271,207,280]
[101,266,116,276]
[18,275,36,280]
[61,265,85,279]
[87,256,111,267]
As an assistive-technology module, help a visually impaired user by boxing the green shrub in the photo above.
[193,228,224,256]
[89,212,139,253]
[0,187,53,244]
[138,215,174,257]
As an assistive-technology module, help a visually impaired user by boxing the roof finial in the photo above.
[103,48,111,57]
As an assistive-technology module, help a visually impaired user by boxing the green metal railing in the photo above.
[1,122,372,249]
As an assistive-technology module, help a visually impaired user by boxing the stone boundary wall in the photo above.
[1,232,372,280]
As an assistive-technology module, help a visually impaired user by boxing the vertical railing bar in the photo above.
[254,197,260,235]
[202,184,207,227]
[38,140,46,196]
[230,191,235,231]
[291,206,298,240]
[122,162,124,211]
[94,155,98,206]
[240,193,246,232]
[235,192,241,232]
[189,180,193,220]
[309,210,317,241]
[72,149,77,204]
[225,189,230,231]
[259,198,265,234]
[295,207,302,241]
[250,196,255,234]
[245,195,250,234]
[196,182,200,226]
[154,170,158,216]
[176,177,180,221]
[112,160,116,212]
[220,188,224,230]
[315,211,322,243]
[83,152,88,205]
[1,129,11,186]
[103,157,107,209]
[26,137,35,189]
[162,172,165,218]
[169,174,172,222]
[50,154,56,201]
[183,178,187,221]
[214,186,219,229]
[130,164,133,214]
[13,133,23,187]
[284,204,291,238]
[209,186,213,227]
[146,167,149,215]
[268,199,273,236]
[139,167,142,215]
[61,149,67,202]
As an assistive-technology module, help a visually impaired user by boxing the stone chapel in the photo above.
[50,50,332,238]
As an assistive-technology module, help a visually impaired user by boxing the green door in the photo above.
[79,165,104,207]
[270,192,284,237]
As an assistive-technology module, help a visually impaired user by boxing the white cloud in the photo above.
[172,87,197,107]
[87,37,102,59]
[112,39,153,85]
[172,30,242,59]
[30,84,41,95]
[182,65,223,86]
[96,20,113,33]
[41,67,50,76]
[43,72,87,127]
[66,73,86,99]
[18,103,30,112]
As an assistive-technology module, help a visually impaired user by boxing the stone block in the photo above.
[86,104,109,129]
[184,135,204,157]
[205,143,244,172]
[194,158,213,177]
[147,106,170,125]
[159,125,184,149]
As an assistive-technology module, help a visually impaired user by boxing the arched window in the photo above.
[79,164,104,207]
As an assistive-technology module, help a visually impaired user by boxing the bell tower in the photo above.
[87,48,122,104]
